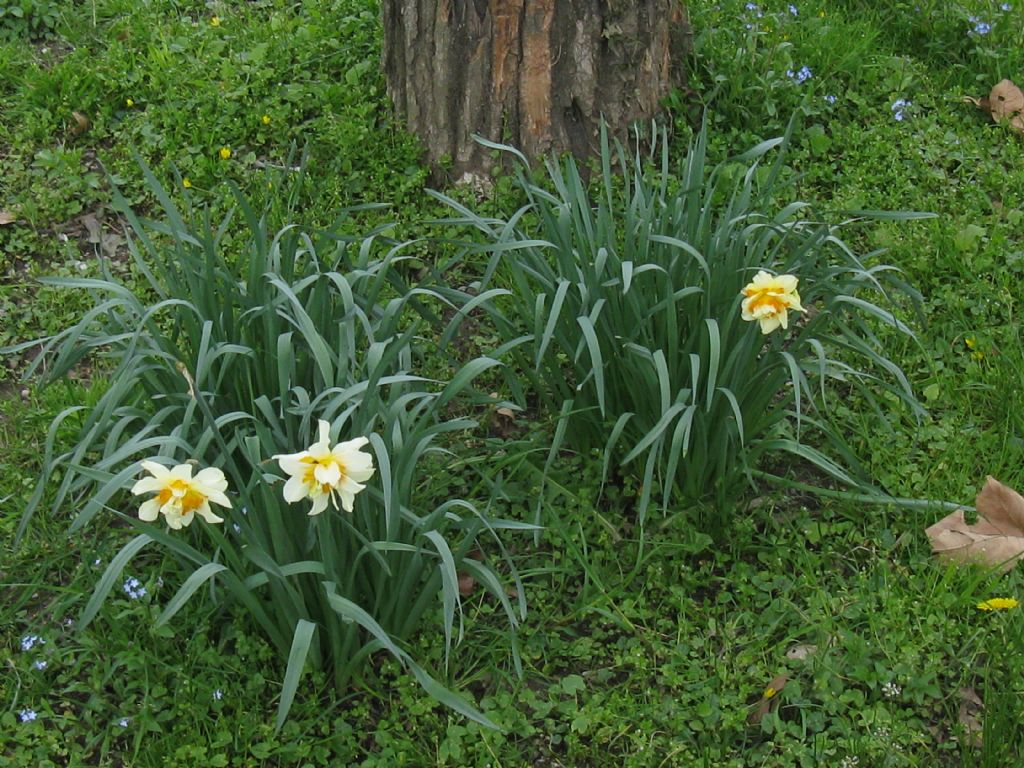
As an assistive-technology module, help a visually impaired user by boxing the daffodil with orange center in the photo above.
[131,461,231,529]
[741,270,805,334]
[274,420,375,516]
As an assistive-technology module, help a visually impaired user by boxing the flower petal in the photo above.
[282,475,310,503]
[308,493,329,516]
[138,498,161,522]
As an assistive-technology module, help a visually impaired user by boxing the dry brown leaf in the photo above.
[958,686,984,748]
[747,673,788,725]
[925,476,1024,572]
[785,644,818,661]
[81,212,102,244]
[965,79,1024,134]
[457,572,475,597]
[70,111,91,137]
[0,210,15,226]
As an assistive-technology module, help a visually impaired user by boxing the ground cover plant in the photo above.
[3,0,1024,766]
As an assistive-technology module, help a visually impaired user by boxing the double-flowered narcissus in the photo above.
[132,462,232,529]
[274,420,375,515]
[741,271,805,335]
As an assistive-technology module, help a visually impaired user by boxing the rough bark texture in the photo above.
[382,0,690,180]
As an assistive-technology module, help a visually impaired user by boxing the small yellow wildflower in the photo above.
[741,271,805,335]
[125,98,135,108]
[182,177,193,189]
[219,147,232,160]
[261,114,271,125]
[965,336,977,350]
[210,16,221,27]
[977,598,1019,611]
[819,10,826,17]
[763,686,778,699]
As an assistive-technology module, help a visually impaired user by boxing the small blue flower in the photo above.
[975,22,992,35]
[891,99,911,121]
[117,717,130,728]
[32,660,48,671]
[213,689,224,701]
[788,4,798,15]
[825,94,837,104]
[788,66,813,84]
[20,635,44,652]
[1001,3,1012,11]
[19,709,37,723]
[123,576,146,600]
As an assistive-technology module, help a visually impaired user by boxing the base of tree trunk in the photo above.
[382,0,691,180]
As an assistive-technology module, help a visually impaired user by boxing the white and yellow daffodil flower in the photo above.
[131,461,231,529]
[274,420,375,516]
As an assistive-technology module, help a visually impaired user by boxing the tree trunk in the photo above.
[381,0,690,180]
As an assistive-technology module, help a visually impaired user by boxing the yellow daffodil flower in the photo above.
[274,420,375,516]
[131,461,231,529]
[977,597,1019,611]
[741,271,805,335]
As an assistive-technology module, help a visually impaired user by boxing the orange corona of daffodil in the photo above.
[741,271,805,334]
[131,461,231,529]
[274,420,375,516]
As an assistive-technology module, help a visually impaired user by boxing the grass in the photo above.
[3,0,1024,765]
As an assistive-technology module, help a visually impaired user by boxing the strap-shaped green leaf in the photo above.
[155,563,227,628]
[79,534,152,631]
[275,619,318,732]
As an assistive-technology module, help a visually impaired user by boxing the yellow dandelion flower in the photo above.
[125,98,135,108]
[182,177,193,189]
[763,686,778,699]
[210,16,221,27]
[219,147,232,160]
[261,114,271,125]
[977,598,1019,611]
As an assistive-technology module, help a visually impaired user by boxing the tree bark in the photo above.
[381,0,690,180]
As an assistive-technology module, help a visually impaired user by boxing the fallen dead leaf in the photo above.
[81,212,102,244]
[748,673,788,725]
[964,79,1024,134]
[925,476,1024,572]
[0,210,15,226]
[958,686,984,748]
[457,572,475,597]
[785,644,818,661]
[70,111,91,137]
